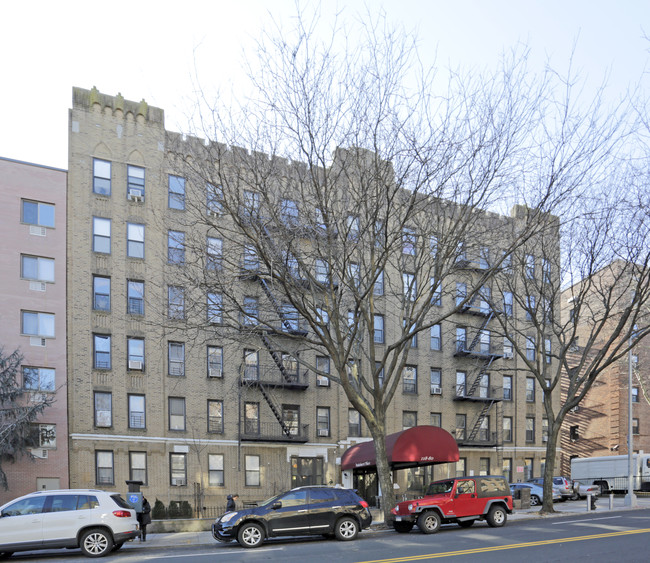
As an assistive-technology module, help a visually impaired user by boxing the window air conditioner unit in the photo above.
[29,448,48,459]
[207,209,218,217]
[208,367,222,378]
[30,337,46,347]
[128,360,143,370]
[128,189,143,201]
[542,435,548,442]
[29,225,46,237]
[430,385,442,395]
[171,478,186,486]
[318,429,329,437]
[29,281,46,292]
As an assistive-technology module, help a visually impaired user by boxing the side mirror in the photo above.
[272,501,282,510]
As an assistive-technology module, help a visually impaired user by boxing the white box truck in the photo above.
[571,452,650,493]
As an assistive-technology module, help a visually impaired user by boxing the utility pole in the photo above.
[625,339,638,507]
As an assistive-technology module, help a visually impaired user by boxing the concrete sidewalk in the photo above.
[124,495,650,551]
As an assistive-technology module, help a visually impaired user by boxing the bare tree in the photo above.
[0,347,54,490]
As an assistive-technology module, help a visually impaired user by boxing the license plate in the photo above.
[395,516,402,521]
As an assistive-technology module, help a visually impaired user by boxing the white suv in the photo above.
[0,489,140,558]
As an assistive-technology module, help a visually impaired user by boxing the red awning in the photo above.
[341,425,459,470]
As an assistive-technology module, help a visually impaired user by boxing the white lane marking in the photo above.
[551,516,622,525]
[125,547,285,559]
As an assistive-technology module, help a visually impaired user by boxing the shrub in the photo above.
[152,498,167,519]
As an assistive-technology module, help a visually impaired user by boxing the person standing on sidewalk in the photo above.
[137,497,152,541]
[226,493,239,513]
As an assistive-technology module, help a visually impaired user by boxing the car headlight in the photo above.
[220,511,239,524]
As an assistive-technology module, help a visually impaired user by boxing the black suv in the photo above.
[212,486,372,548]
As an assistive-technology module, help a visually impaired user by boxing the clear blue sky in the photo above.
[1,0,648,169]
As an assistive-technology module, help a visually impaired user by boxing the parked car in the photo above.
[510,482,561,505]
[570,481,601,500]
[212,486,371,548]
[527,476,573,500]
[390,475,513,534]
[0,489,139,558]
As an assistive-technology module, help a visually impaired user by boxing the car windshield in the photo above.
[425,480,454,495]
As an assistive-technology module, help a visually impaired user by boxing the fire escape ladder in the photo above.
[466,400,495,442]
[495,401,504,466]
[260,332,293,383]
[467,311,494,352]
[259,277,295,333]
[466,355,496,397]
[257,381,292,437]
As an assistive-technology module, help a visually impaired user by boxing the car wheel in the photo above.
[457,519,475,528]
[393,521,414,533]
[486,506,507,528]
[237,522,265,548]
[417,511,441,534]
[111,542,124,551]
[80,528,114,557]
[529,495,540,506]
[335,517,359,541]
[571,492,580,501]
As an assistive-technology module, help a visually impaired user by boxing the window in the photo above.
[315,259,330,284]
[542,258,551,283]
[456,457,466,477]
[92,217,111,253]
[282,404,300,436]
[168,175,186,209]
[403,272,416,301]
[545,338,552,363]
[127,223,144,258]
[316,355,330,386]
[127,165,145,199]
[430,412,442,427]
[245,455,260,486]
[347,215,360,240]
[431,278,442,306]
[479,457,490,476]
[93,334,111,369]
[503,375,512,400]
[402,227,416,255]
[525,295,536,321]
[281,303,299,332]
[503,416,512,442]
[526,377,535,402]
[168,230,185,264]
[209,454,224,486]
[479,330,491,355]
[525,417,535,442]
[503,292,513,316]
[479,247,490,269]
[169,397,186,431]
[93,276,110,311]
[456,371,466,396]
[456,326,467,352]
[96,451,114,485]
[208,400,223,433]
[403,318,417,348]
[478,373,490,398]
[168,342,185,376]
[282,199,299,224]
[430,324,441,351]
[456,282,467,307]
[23,367,55,392]
[403,411,417,430]
[374,270,384,295]
[127,337,144,370]
[170,453,187,486]
[22,311,54,338]
[478,286,491,313]
[455,414,466,440]
[429,235,438,257]
[26,423,55,450]
[168,286,185,319]
[128,395,145,429]
[348,262,360,289]
[21,255,55,283]
[208,346,223,378]
[22,199,55,228]
[526,336,536,361]
[317,407,330,437]
[207,292,223,324]
[632,387,639,403]
[430,369,442,394]
[376,362,384,388]
[524,458,534,480]
[94,392,112,427]
[633,418,640,435]
[348,409,361,437]
[503,337,513,359]
[281,353,299,380]
[243,190,260,217]
[244,402,260,434]
[501,251,512,273]
[206,183,224,216]
[456,241,466,263]
[129,452,147,484]
[242,297,258,326]
[402,365,417,394]
[502,458,513,483]
[542,418,549,442]
[373,314,384,343]
[127,280,144,315]
[526,254,535,279]
[207,237,223,270]
[93,159,111,195]
[243,350,259,381]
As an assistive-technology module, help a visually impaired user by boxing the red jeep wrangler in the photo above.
[391,475,513,533]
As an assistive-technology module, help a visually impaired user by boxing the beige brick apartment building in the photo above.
[67,87,559,510]
[0,157,68,504]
